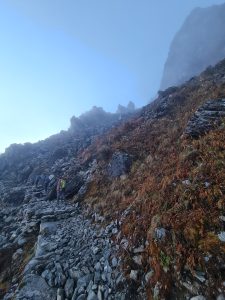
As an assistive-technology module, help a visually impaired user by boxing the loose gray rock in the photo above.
[16,274,56,300]
[107,152,132,178]
[57,288,64,300]
[130,270,138,281]
[64,278,74,298]
[217,295,225,300]
[184,99,225,138]
[111,257,118,268]
[87,290,98,300]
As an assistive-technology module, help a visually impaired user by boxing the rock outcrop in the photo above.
[107,152,132,178]
[161,3,225,90]
[184,98,225,138]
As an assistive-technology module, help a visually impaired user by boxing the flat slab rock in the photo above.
[184,98,225,138]
[16,274,56,300]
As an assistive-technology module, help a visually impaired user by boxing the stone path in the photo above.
[2,187,128,300]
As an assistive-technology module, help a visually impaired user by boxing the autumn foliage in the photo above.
[80,60,225,298]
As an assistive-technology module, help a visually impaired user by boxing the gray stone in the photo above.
[77,286,86,295]
[112,228,118,235]
[104,261,112,273]
[77,275,92,289]
[68,268,83,280]
[190,296,206,300]
[36,233,58,257]
[129,270,138,281]
[182,179,191,185]
[181,281,199,295]
[87,290,98,300]
[97,286,103,300]
[145,270,154,283]
[86,280,93,293]
[57,288,65,300]
[64,278,74,298]
[3,186,26,206]
[76,295,86,300]
[23,258,40,274]
[218,232,225,242]
[184,99,225,138]
[219,216,225,222]
[55,272,66,286]
[16,274,56,300]
[71,288,78,300]
[41,269,55,287]
[116,273,124,286]
[40,222,58,236]
[154,228,166,240]
[5,216,13,223]
[55,262,63,273]
[94,262,101,271]
[153,282,161,299]
[17,237,27,246]
[91,246,99,255]
[12,248,23,260]
[92,284,98,290]
[133,255,142,266]
[94,272,101,284]
[107,152,132,178]
[194,271,206,283]
[133,245,145,253]
[101,273,107,282]
[111,257,118,268]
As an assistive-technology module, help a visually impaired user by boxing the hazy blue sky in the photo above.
[0,0,225,153]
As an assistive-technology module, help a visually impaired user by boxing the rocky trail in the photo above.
[0,185,131,300]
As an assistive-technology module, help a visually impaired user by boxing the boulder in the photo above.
[65,174,84,198]
[107,152,132,178]
[3,187,26,206]
[64,278,74,298]
[184,99,225,138]
[16,274,56,300]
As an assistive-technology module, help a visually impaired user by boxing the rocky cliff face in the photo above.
[1,59,225,299]
[160,3,225,90]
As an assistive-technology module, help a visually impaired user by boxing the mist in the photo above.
[0,0,224,153]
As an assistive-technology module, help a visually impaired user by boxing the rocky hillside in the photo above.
[1,58,225,300]
[160,2,225,90]
[0,106,135,206]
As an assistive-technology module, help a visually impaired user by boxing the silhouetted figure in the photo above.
[57,177,66,202]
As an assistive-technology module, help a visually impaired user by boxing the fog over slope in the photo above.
[161,2,225,90]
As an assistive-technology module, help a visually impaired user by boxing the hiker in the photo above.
[57,177,66,201]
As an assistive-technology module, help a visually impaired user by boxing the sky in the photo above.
[0,0,225,153]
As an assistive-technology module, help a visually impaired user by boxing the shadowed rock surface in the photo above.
[161,2,225,90]
[185,98,225,138]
